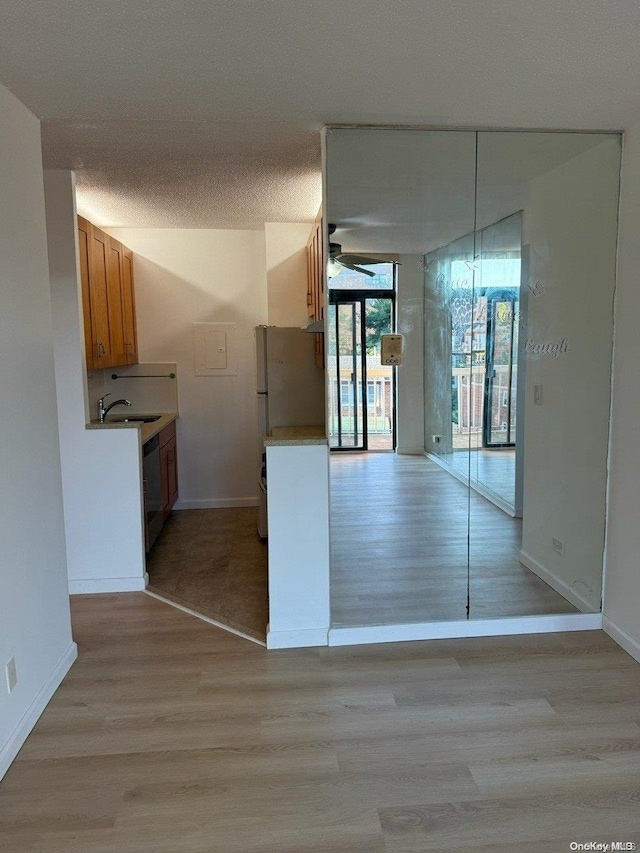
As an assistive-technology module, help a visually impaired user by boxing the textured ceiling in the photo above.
[1,1,639,227]
[43,121,322,228]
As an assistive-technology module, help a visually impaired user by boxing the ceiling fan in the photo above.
[328,224,393,277]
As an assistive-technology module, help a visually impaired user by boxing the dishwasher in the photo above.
[143,435,163,552]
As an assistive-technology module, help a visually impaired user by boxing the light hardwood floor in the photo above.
[2,593,639,852]
[330,453,578,626]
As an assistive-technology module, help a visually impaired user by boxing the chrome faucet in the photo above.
[98,393,132,423]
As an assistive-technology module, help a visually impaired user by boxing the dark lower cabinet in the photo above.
[160,422,178,519]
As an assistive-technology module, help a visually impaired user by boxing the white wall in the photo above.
[520,140,620,612]
[396,254,425,454]
[265,222,312,327]
[45,171,146,595]
[603,124,640,661]
[101,362,179,415]
[106,228,268,507]
[0,89,76,779]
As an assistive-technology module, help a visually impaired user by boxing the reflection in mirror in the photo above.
[327,264,396,451]
[325,126,621,630]
[468,132,621,618]
[327,128,476,627]
[427,213,522,512]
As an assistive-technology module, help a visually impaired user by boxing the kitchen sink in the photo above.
[108,415,162,423]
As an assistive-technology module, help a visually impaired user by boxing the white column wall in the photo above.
[603,123,640,662]
[0,88,76,779]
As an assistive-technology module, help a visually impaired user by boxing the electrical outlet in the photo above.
[432,434,441,444]
[534,384,543,406]
[6,656,17,693]
[552,537,564,556]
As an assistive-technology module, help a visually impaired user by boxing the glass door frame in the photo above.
[329,287,397,452]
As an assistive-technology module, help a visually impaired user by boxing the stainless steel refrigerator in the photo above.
[254,325,326,537]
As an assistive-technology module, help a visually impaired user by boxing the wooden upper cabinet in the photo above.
[106,237,127,366]
[121,246,138,365]
[77,217,95,369]
[77,216,139,370]
[306,208,325,368]
[88,224,114,367]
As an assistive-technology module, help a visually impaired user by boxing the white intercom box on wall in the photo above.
[380,334,404,366]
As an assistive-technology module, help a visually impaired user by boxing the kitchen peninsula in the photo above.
[265,431,329,649]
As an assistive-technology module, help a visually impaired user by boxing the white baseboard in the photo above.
[174,497,258,510]
[69,574,147,594]
[518,549,597,613]
[0,642,78,780]
[144,590,266,646]
[266,626,329,649]
[603,616,640,664]
[328,613,603,647]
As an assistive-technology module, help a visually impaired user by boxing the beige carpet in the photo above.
[146,507,268,642]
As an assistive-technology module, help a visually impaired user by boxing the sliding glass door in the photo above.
[328,288,396,451]
[328,300,365,449]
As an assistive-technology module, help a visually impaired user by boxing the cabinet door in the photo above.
[160,442,169,513]
[167,437,178,510]
[88,226,114,367]
[106,237,128,366]
[77,217,95,370]
[306,208,325,368]
[121,247,139,364]
[161,436,179,516]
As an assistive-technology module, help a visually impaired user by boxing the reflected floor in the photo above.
[330,453,578,627]
[447,447,516,510]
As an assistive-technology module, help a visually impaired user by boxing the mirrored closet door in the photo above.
[326,128,477,626]
[325,126,621,629]
[468,131,621,619]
